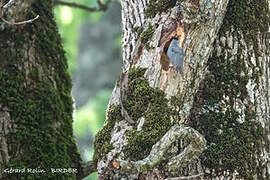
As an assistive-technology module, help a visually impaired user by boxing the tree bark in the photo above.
[94,0,270,179]
[0,0,83,179]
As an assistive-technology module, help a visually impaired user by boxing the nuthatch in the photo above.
[167,38,184,72]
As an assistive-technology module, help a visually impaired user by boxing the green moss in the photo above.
[132,26,143,36]
[0,1,82,179]
[191,3,269,178]
[190,50,265,179]
[220,0,269,40]
[0,68,79,179]
[128,67,147,80]
[220,0,269,87]
[93,105,122,165]
[93,68,172,164]
[140,25,155,50]
[194,108,264,178]
[188,2,269,176]
[122,68,172,160]
[146,0,177,18]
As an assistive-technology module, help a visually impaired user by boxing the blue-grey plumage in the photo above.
[167,38,184,72]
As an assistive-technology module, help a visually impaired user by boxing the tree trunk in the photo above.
[94,0,270,179]
[0,1,83,179]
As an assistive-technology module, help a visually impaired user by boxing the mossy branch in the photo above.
[117,124,206,173]
[54,0,111,12]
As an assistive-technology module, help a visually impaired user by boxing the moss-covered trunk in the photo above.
[94,0,270,179]
[190,0,270,178]
[0,1,83,179]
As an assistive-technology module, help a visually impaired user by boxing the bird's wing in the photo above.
[171,47,181,53]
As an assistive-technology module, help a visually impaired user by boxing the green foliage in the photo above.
[74,90,112,180]
[54,0,106,74]
[123,68,172,160]
[74,90,111,136]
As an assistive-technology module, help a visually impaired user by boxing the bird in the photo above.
[167,38,184,72]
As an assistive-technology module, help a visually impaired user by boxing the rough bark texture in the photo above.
[0,0,83,179]
[190,0,270,178]
[94,0,270,179]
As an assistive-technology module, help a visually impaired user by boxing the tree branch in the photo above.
[1,15,39,25]
[53,0,111,12]
[81,161,97,179]
[0,0,39,25]
[164,173,204,180]
[116,125,206,173]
